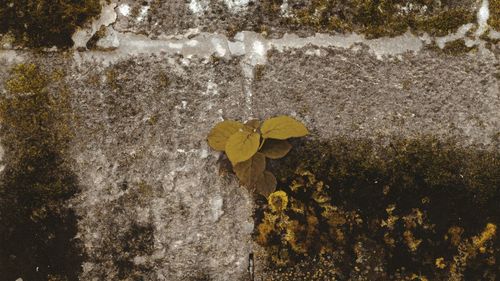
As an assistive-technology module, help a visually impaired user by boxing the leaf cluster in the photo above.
[207,116,308,197]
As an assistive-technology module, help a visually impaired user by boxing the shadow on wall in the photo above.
[0,64,83,280]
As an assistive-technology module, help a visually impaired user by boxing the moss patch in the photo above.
[489,0,500,30]
[262,0,475,38]
[0,0,101,48]
[425,39,478,55]
[0,64,83,279]
[440,39,476,54]
[256,136,499,280]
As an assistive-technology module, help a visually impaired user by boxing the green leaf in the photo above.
[233,152,266,186]
[225,131,261,164]
[207,120,243,151]
[254,171,277,197]
[261,116,308,140]
[260,139,292,159]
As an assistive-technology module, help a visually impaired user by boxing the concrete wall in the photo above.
[0,0,499,280]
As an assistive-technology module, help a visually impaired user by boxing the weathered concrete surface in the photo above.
[253,47,500,147]
[0,0,499,280]
[67,56,254,281]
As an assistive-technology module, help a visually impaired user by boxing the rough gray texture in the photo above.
[253,47,500,147]
[67,56,254,281]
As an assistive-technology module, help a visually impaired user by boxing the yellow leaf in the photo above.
[261,116,308,140]
[225,131,260,164]
[260,139,292,159]
[254,171,277,197]
[234,152,266,186]
[207,120,243,151]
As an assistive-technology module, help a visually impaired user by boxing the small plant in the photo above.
[207,116,308,197]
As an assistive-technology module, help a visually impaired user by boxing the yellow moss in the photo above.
[472,223,497,249]
[381,204,399,230]
[448,223,497,279]
[268,191,289,212]
[6,64,47,94]
[435,257,446,269]
[285,219,307,254]
[105,68,120,91]
[281,0,474,38]
[257,137,500,276]
[488,0,500,30]
[254,64,266,81]
[417,8,474,37]
[0,64,81,279]
[2,64,74,163]
[321,205,346,227]
[410,274,429,281]
[404,230,422,252]
[384,232,396,247]
[441,39,477,55]
[256,212,281,245]
[402,208,424,229]
[256,169,353,265]
[446,226,464,246]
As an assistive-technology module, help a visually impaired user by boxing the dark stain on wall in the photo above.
[0,64,84,280]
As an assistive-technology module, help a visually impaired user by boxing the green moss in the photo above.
[0,64,82,279]
[0,0,101,48]
[267,0,475,38]
[254,64,266,81]
[435,39,477,55]
[488,0,500,30]
[417,8,474,37]
[257,136,499,279]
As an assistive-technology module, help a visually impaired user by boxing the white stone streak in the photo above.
[477,0,490,36]
[211,37,229,57]
[136,6,150,22]
[210,195,224,222]
[117,3,130,16]
[189,0,208,15]
[223,0,250,12]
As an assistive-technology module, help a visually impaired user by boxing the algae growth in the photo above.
[256,136,499,280]
[0,64,83,279]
